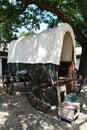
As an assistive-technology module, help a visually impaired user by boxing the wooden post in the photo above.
[56,84,61,105]
[56,65,61,105]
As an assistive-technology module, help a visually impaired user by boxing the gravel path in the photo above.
[0,81,87,130]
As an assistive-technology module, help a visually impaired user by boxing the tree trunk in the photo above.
[79,42,87,83]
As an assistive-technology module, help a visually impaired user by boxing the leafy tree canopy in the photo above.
[0,0,87,48]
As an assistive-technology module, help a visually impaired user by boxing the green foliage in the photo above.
[75,41,81,47]
[19,31,34,37]
[0,0,24,47]
[58,0,87,30]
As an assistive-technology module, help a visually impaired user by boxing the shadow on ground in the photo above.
[0,82,87,130]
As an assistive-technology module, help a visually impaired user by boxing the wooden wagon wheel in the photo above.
[74,68,83,95]
[2,70,14,95]
[24,65,56,111]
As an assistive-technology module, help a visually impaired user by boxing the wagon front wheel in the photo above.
[24,65,56,111]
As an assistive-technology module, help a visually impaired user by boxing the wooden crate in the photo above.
[58,101,80,125]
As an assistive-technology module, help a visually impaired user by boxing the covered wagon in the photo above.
[3,23,82,111]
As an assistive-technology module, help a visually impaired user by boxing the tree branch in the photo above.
[23,0,87,46]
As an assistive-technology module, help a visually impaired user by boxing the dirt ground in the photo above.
[0,80,87,130]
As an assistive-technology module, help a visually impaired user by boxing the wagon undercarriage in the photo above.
[2,63,83,112]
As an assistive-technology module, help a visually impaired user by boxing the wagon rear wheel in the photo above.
[2,70,14,95]
[24,65,56,111]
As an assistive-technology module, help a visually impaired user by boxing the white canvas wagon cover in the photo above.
[8,23,76,65]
